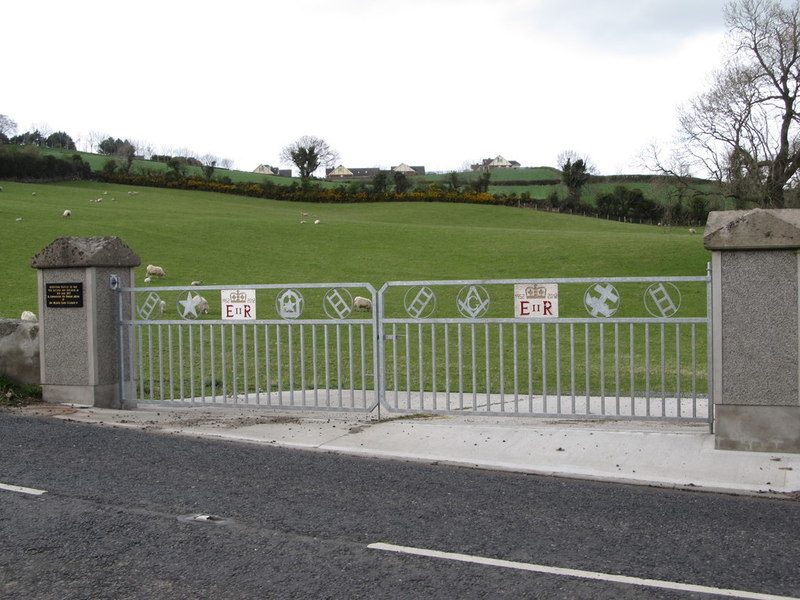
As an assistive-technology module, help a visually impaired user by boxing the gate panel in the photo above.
[377,277,711,422]
[117,276,711,423]
[119,283,378,411]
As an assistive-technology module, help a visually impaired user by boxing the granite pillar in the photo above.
[31,237,140,408]
[705,209,800,452]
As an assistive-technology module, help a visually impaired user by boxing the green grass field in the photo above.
[0,179,710,319]
[1,178,712,405]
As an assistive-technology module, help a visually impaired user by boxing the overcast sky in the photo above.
[4,0,730,175]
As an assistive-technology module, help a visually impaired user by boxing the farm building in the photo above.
[253,164,292,177]
[327,165,354,178]
[391,163,426,175]
[326,163,426,179]
[471,155,521,171]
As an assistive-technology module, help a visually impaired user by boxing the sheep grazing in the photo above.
[62,209,72,218]
[689,228,697,234]
[314,219,321,225]
[353,296,372,312]
[15,217,22,222]
[146,264,166,278]
[20,311,37,321]
[192,295,210,314]
[190,280,203,286]
[143,276,152,283]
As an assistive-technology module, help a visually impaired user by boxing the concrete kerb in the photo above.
[14,403,800,499]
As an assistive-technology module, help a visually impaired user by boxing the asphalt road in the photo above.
[1,413,799,599]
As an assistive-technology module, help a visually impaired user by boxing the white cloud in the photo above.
[3,0,729,174]
[522,0,729,54]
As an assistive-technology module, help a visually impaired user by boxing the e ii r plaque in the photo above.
[46,282,84,308]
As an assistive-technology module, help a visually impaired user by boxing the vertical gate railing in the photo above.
[116,274,711,424]
[376,274,712,423]
[117,283,379,411]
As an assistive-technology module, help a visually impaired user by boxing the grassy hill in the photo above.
[0,179,710,319]
[34,148,718,210]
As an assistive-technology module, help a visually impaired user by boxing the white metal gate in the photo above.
[376,276,711,423]
[117,275,711,423]
[117,283,380,411]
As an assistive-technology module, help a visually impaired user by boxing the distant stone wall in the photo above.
[0,319,40,385]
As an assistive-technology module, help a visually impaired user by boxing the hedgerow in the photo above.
[1,150,703,224]
[95,171,507,206]
[0,146,91,180]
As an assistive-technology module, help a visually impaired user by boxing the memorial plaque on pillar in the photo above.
[45,282,84,308]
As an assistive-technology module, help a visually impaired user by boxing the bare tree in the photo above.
[30,122,53,139]
[87,131,109,153]
[674,0,800,208]
[461,158,480,172]
[131,139,154,159]
[171,147,197,160]
[280,135,339,179]
[0,114,17,137]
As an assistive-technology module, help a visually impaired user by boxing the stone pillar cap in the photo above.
[31,236,141,269]
[704,208,800,250]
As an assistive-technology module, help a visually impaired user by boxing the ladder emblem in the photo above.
[644,283,681,317]
[323,288,353,320]
[138,292,162,320]
[403,286,437,319]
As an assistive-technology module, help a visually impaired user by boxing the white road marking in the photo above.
[368,542,800,600]
[0,482,47,496]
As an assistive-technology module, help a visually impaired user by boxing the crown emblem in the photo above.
[525,285,547,299]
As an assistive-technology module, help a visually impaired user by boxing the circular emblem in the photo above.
[584,283,620,318]
[403,286,437,318]
[323,288,353,320]
[276,288,304,319]
[456,285,490,318]
[138,292,164,320]
[177,291,207,320]
[643,283,682,317]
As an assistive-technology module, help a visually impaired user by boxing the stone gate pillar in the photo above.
[31,237,140,409]
[704,209,800,453]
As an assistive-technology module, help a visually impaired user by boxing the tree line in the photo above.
[0,137,712,226]
[0,145,91,180]
[88,168,704,225]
